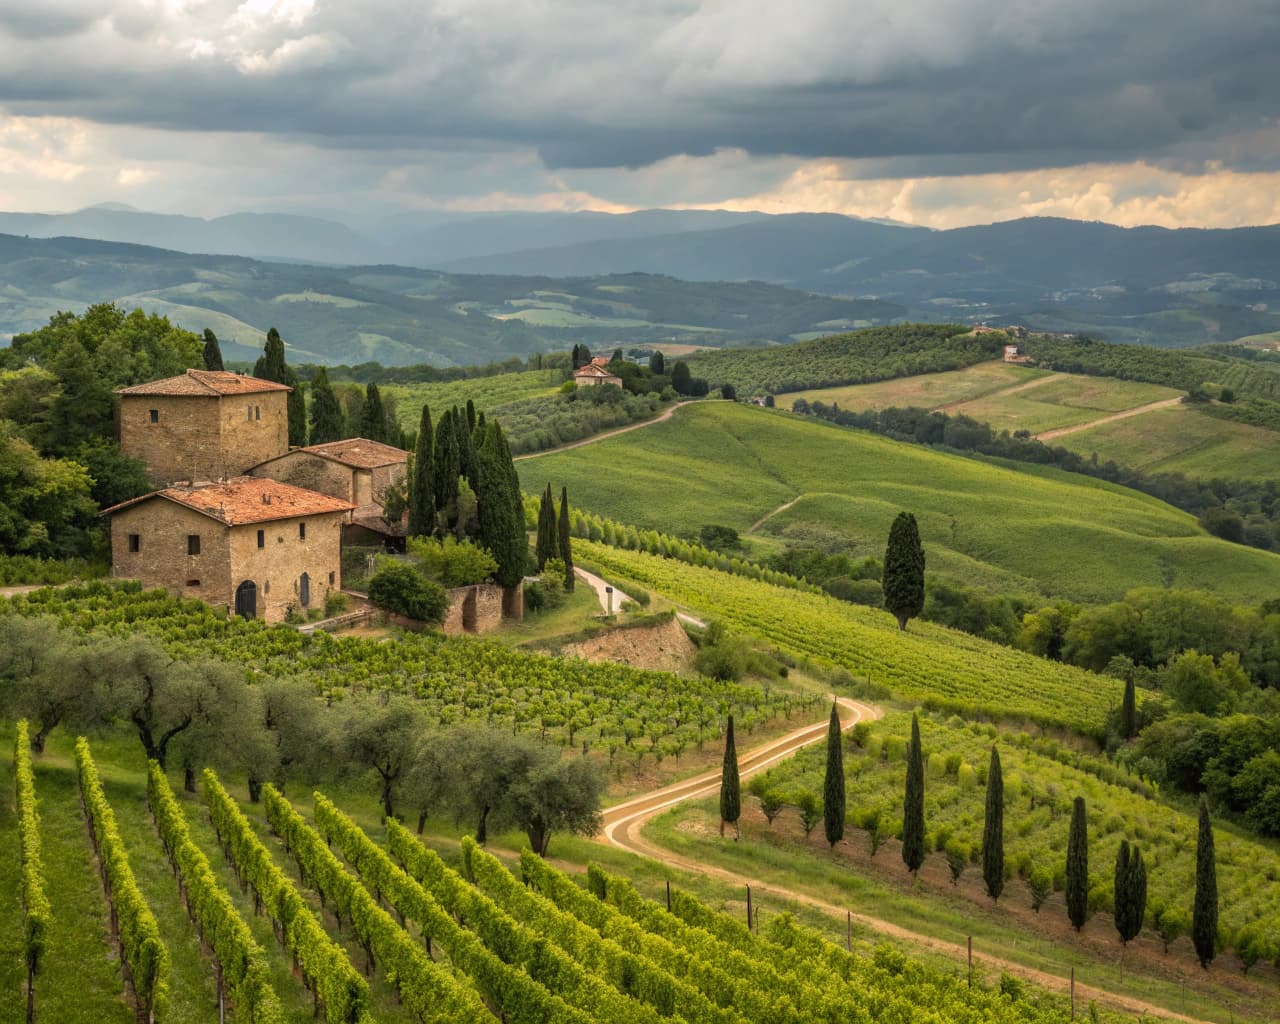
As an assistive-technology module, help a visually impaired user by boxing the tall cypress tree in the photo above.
[202,328,224,371]
[454,407,478,492]
[902,713,925,876]
[1114,840,1132,942]
[558,487,575,591]
[1114,841,1147,945]
[465,399,477,433]
[1066,796,1089,931]
[359,383,388,444]
[883,512,925,630]
[254,327,286,380]
[649,350,665,375]
[823,702,845,848]
[1130,846,1147,942]
[982,745,1005,902]
[433,410,460,518]
[720,715,740,839]
[255,327,305,446]
[308,367,345,444]
[408,404,435,537]
[1193,796,1218,968]
[535,484,557,570]
[1121,676,1137,739]
[475,422,526,588]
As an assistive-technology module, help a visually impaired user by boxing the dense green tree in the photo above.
[360,382,390,444]
[504,754,604,857]
[367,562,449,623]
[649,351,665,375]
[823,702,845,848]
[342,698,424,820]
[902,713,926,875]
[1193,796,1219,967]
[720,715,741,838]
[254,327,287,380]
[0,428,98,558]
[474,421,526,588]
[982,745,1005,902]
[433,408,460,515]
[883,512,926,630]
[671,360,693,395]
[1114,841,1148,945]
[201,329,224,371]
[1066,796,1090,931]
[0,617,98,752]
[254,327,306,446]
[536,484,557,570]
[558,486,575,591]
[73,439,152,508]
[1121,675,1138,740]
[408,404,435,537]
[308,367,346,444]
[454,406,478,491]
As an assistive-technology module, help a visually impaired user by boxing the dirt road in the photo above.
[598,694,1213,1024]
[514,401,696,461]
[1036,396,1184,441]
[575,566,705,629]
[748,495,802,533]
[936,371,1067,412]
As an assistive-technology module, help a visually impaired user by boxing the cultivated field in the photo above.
[781,361,1047,412]
[384,368,563,429]
[520,402,1280,603]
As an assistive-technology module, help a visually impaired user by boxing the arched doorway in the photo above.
[234,579,257,620]
[299,572,311,609]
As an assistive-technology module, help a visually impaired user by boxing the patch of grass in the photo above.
[954,376,1180,434]
[493,583,604,647]
[522,402,1280,604]
[781,360,1045,411]
[384,368,563,428]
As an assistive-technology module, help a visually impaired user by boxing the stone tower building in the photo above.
[117,369,291,485]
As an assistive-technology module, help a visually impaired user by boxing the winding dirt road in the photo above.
[514,401,696,461]
[575,566,705,629]
[597,695,1213,1024]
[1035,396,1184,441]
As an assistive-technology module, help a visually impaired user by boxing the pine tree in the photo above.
[1193,796,1218,968]
[1066,796,1089,931]
[558,487,575,592]
[308,367,345,444]
[202,328,224,371]
[408,404,435,537]
[883,512,926,630]
[823,702,845,848]
[433,410,460,516]
[982,745,1005,902]
[1121,676,1137,739]
[902,713,925,875]
[535,484,557,570]
[475,422,526,588]
[720,715,740,839]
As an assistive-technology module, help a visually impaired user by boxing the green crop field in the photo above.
[519,402,1280,604]
[781,361,1046,411]
[955,376,1181,435]
[1056,404,1280,483]
[384,368,564,429]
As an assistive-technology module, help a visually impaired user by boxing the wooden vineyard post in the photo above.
[967,935,972,988]
[1070,966,1075,1019]
[745,885,753,930]
[665,880,671,912]
[846,911,852,952]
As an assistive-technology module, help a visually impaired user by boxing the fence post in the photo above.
[745,885,753,930]
[967,935,972,988]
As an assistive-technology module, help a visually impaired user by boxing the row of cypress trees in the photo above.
[534,484,575,592]
[720,709,1222,965]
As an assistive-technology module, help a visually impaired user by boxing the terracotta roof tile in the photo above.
[101,477,352,525]
[573,364,621,378]
[116,369,292,397]
[300,437,409,469]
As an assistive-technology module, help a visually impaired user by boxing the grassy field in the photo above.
[781,361,1046,411]
[383,368,563,429]
[1057,404,1280,482]
[956,375,1181,435]
[521,402,1280,604]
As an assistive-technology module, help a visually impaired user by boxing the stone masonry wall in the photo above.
[109,501,234,610]
[440,582,506,636]
[120,395,223,485]
[248,452,356,508]
[218,390,290,477]
[227,511,344,624]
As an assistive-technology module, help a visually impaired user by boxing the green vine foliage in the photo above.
[146,763,284,1022]
[75,737,170,1019]
[15,722,51,986]
[200,771,370,1024]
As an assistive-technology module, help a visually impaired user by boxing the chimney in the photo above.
[262,493,272,505]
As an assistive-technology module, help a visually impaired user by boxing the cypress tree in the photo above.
[883,512,926,630]
[981,745,1005,902]
[1066,796,1089,931]
[432,409,460,515]
[475,422,526,588]
[1114,840,1132,942]
[1115,841,1147,945]
[558,486,575,592]
[1130,845,1147,941]
[465,399,477,433]
[823,702,845,848]
[535,484,557,570]
[454,406,478,492]
[202,328,224,371]
[359,383,388,444]
[308,367,345,444]
[254,327,287,380]
[408,404,435,537]
[902,713,925,875]
[719,715,740,839]
[649,350,665,375]
[1193,796,1218,968]
[1121,676,1137,739]
[255,327,306,446]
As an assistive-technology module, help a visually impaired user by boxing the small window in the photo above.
[187,534,201,556]
[185,579,200,587]
[257,529,265,549]
[148,409,159,424]
[247,405,253,421]
[299,522,306,540]
[255,405,261,421]
[328,571,336,586]
[128,533,140,553]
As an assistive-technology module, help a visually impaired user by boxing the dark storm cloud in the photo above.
[1,0,1278,176]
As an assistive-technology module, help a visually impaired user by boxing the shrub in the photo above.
[1029,867,1053,911]
[407,536,497,588]
[323,590,351,618]
[368,562,449,624]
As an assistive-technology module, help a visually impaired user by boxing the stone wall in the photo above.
[248,452,356,508]
[369,462,406,504]
[109,500,234,610]
[218,390,290,477]
[227,511,345,623]
[441,582,507,636]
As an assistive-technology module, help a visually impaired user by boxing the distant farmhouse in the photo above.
[573,356,623,388]
[107,368,410,623]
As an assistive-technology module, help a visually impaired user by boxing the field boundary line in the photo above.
[936,371,1066,412]
[514,400,698,461]
[1036,396,1184,441]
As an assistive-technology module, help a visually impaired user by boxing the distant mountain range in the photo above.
[2,204,1279,353]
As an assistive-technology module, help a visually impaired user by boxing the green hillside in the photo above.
[519,402,1280,604]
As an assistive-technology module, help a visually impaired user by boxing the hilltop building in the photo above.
[573,358,623,388]
[101,477,352,623]
[117,369,291,486]
[1003,344,1033,364]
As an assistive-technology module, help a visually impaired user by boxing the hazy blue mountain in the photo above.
[0,233,901,366]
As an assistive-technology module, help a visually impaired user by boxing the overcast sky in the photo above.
[1,0,1278,228]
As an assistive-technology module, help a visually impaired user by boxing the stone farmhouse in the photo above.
[101,477,352,622]
[107,368,411,623]
[573,357,622,388]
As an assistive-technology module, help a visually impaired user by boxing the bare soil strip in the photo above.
[936,371,1067,412]
[1036,397,1184,441]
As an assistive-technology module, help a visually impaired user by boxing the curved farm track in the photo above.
[514,401,696,461]
[1036,397,1184,441]
[598,696,1220,1024]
